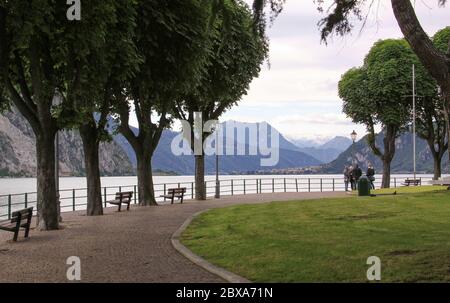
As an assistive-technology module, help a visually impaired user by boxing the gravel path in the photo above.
[0,192,346,282]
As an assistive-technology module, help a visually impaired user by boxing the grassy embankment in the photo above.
[181,186,450,282]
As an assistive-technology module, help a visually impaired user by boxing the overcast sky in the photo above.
[218,0,450,143]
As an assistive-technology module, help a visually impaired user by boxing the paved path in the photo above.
[0,192,346,282]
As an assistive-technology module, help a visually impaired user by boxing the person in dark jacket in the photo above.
[366,163,375,189]
[352,164,362,189]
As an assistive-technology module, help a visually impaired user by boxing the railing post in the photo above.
[104,187,107,207]
[295,179,298,192]
[256,179,259,194]
[119,186,122,193]
[8,194,11,220]
[178,183,181,188]
[25,193,28,208]
[243,179,246,195]
[272,178,274,193]
[72,189,76,211]
[164,184,167,202]
[308,178,311,192]
[320,179,323,192]
[191,182,194,199]
[333,178,335,192]
[394,178,397,188]
[134,185,137,204]
[284,178,286,192]
[259,179,262,193]
[231,180,234,196]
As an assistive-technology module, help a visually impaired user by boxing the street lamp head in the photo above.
[351,130,357,142]
[52,90,63,106]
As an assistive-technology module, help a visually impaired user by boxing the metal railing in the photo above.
[0,176,432,221]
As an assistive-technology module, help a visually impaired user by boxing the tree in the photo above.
[340,39,435,187]
[63,1,139,216]
[175,0,268,200]
[312,0,450,171]
[414,27,450,180]
[416,95,448,180]
[114,0,210,206]
[0,1,121,229]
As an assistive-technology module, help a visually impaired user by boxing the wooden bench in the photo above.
[401,179,421,186]
[0,207,33,242]
[160,188,186,204]
[107,191,133,212]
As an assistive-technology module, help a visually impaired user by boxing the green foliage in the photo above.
[178,0,268,123]
[131,0,210,107]
[433,26,450,53]
[59,0,140,141]
[339,67,370,126]
[340,39,437,134]
[0,1,138,129]
[114,0,212,139]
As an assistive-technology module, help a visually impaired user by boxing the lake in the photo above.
[0,174,439,195]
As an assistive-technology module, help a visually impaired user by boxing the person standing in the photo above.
[367,163,375,189]
[343,165,351,192]
[352,164,362,190]
[348,165,355,190]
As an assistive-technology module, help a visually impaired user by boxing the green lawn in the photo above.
[373,185,446,195]
[181,187,450,282]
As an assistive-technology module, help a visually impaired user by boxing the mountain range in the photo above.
[117,121,322,175]
[3,109,443,177]
[0,109,134,177]
[0,112,323,176]
[292,136,352,163]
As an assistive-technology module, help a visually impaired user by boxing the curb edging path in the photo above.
[171,209,251,283]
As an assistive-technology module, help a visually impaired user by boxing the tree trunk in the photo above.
[195,154,206,200]
[80,124,103,216]
[433,154,442,181]
[391,0,448,86]
[380,127,396,189]
[444,86,450,174]
[136,151,157,206]
[36,130,59,230]
[381,159,391,189]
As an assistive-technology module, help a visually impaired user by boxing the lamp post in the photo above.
[351,130,357,166]
[52,93,62,222]
[215,122,220,199]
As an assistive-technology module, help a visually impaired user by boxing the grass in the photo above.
[373,185,446,195]
[181,186,450,282]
